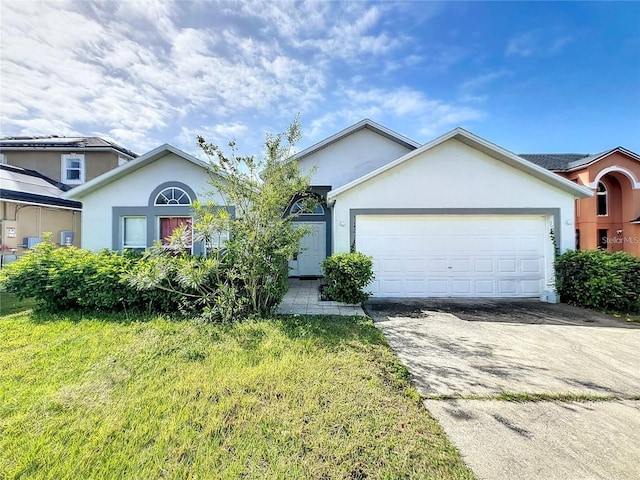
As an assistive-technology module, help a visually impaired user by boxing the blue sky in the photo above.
[1,1,639,159]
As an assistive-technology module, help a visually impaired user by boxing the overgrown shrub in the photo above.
[555,249,640,313]
[0,236,181,313]
[128,117,312,321]
[322,252,374,304]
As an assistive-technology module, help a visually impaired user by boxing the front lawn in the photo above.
[0,291,37,316]
[0,311,473,479]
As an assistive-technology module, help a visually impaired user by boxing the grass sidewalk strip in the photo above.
[423,393,631,402]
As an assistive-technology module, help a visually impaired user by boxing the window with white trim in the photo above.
[597,182,607,216]
[122,216,146,249]
[61,153,85,184]
[154,187,191,205]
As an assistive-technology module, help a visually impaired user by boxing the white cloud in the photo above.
[305,86,485,143]
[506,32,572,57]
[0,0,481,153]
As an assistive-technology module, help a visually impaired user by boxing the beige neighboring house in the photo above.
[0,136,137,261]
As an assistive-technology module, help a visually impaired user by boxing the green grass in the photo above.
[0,311,474,480]
[0,291,37,316]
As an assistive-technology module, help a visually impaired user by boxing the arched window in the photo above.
[290,198,324,215]
[154,187,191,205]
[596,182,607,216]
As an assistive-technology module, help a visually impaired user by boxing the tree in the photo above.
[128,117,314,320]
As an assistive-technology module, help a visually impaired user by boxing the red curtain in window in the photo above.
[160,217,192,244]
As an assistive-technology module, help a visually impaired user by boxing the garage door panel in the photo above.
[405,279,427,295]
[522,280,543,294]
[428,279,449,295]
[474,259,494,272]
[498,280,518,294]
[451,280,472,294]
[521,259,542,273]
[475,280,495,295]
[356,215,547,298]
[473,237,495,254]
[498,259,517,273]
[406,258,427,273]
[498,238,518,253]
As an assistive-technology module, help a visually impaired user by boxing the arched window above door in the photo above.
[154,187,191,205]
[290,198,324,215]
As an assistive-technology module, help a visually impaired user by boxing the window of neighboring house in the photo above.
[154,187,191,205]
[61,154,85,184]
[290,198,324,215]
[597,182,608,216]
[597,229,608,250]
[0,153,6,164]
[122,216,147,250]
[575,229,580,250]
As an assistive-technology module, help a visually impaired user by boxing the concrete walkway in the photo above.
[276,278,366,316]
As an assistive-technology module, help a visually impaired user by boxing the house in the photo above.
[64,144,229,254]
[0,135,138,187]
[0,135,137,257]
[65,120,593,301]
[1,164,82,262]
[291,120,591,299]
[522,148,640,256]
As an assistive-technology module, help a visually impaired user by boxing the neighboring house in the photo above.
[1,164,82,261]
[0,135,137,187]
[292,120,591,299]
[64,144,230,254]
[522,148,640,256]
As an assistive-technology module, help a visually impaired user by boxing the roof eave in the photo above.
[563,147,640,172]
[1,189,82,209]
[0,145,137,159]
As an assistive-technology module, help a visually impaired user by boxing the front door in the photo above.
[290,222,326,277]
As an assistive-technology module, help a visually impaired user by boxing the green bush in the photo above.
[0,236,181,313]
[555,249,640,313]
[322,252,374,304]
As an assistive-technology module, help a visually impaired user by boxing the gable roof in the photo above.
[295,119,420,162]
[0,135,138,159]
[65,144,212,200]
[0,164,82,209]
[328,127,593,201]
[518,153,589,171]
[521,147,640,172]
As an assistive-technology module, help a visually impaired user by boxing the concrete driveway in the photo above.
[365,299,640,480]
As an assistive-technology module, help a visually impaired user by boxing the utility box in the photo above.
[2,221,18,249]
[23,237,42,249]
[60,230,74,246]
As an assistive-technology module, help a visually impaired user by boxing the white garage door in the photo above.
[356,215,547,297]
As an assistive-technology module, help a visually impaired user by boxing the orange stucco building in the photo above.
[523,148,640,256]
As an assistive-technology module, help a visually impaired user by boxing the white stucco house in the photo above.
[290,120,592,300]
[67,120,592,300]
[65,144,229,255]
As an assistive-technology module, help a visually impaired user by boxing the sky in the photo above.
[1,1,639,159]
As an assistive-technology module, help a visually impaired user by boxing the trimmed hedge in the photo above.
[555,249,640,313]
[322,252,374,304]
[0,238,181,313]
